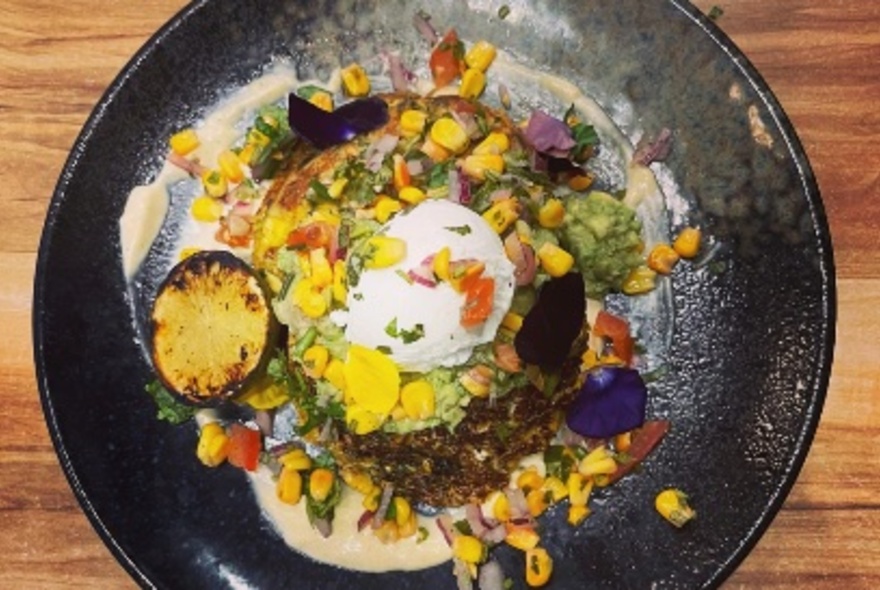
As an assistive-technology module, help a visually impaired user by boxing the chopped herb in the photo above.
[307,179,334,204]
[296,84,329,100]
[708,5,724,20]
[292,326,318,358]
[267,350,341,436]
[386,317,426,343]
[426,160,454,188]
[376,345,393,355]
[396,269,414,284]
[453,519,473,536]
[145,380,195,425]
[444,224,472,235]
[352,292,364,301]
[498,4,511,19]
[416,526,429,543]
[494,422,512,444]
[278,272,296,300]
[503,579,514,590]
[385,317,399,338]
[564,104,600,160]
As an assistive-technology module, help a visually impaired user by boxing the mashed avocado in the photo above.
[561,191,644,299]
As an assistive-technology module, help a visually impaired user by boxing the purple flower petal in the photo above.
[632,127,674,166]
[288,94,389,150]
[523,110,576,158]
[566,367,647,439]
[513,272,585,367]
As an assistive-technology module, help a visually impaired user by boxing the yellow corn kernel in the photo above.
[501,311,523,333]
[459,68,486,99]
[191,195,224,222]
[303,345,329,379]
[578,447,618,478]
[482,197,520,234]
[459,365,493,397]
[276,467,304,505]
[309,248,333,288]
[246,128,271,148]
[647,243,680,275]
[430,118,469,154]
[374,519,400,544]
[201,169,228,198]
[568,504,591,526]
[568,174,594,192]
[340,468,375,495]
[292,279,328,318]
[390,403,407,422]
[655,488,696,527]
[309,468,336,503]
[537,242,575,277]
[537,198,566,229]
[525,547,553,587]
[516,468,545,493]
[673,226,701,259]
[398,511,418,538]
[196,422,229,467]
[400,380,436,420]
[542,476,568,503]
[169,128,200,156]
[362,485,382,511]
[332,260,347,304]
[398,186,427,205]
[419,137,452,162]
[323,357,346,392]
[400,109,428,137]
[179,247,201,261]
[581,349,600,370]
[328,177,348,199]
[492,491,511,522]
[465,40,497,72]
[432,246,451,281]
[473,132,510,156]
[567,472,593,507]
[462,153,505,181]
[346,404,383,435]
[526,488,549,517]
[452,535,486,564]
[364,235,407,269]
[393,497,412,527]
[614,432,632,453]
[374,195,403,223]
[308,90,334,112]
[279,448,312,471]
[505,526,540,551]
[218,150,244,183]
[237,143,256,165]
[341,63,371,97]
[622,266,657,295]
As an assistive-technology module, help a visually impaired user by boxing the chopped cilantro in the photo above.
[376,345,393,355]
[426,160,454,188]
[453,519,473,536]
[296,84,330,100]
[385,317,399,338]
[307,179,333,204]
[564,104,600,160]
[145,380,195,425]
[416,526,429,543]
[444,224,472,235]
[386,317,426,343]
[708,5,724,20]
[498,5,511,19]
[396,269,414,284]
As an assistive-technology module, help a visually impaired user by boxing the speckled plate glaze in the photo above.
[34,1,834,588]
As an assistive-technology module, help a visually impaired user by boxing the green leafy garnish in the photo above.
[307,179,334,204]
[145,380,195,425]
[444,224,472,235]
[708,5,724,20]
[385,317,426,343]
[564,104,600,160]
[267,350,342,436]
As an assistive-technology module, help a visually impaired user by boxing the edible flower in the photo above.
[514,272,585,367]
[565,366,647,439]
[523,110,576,158]
[343,344,401,416]
[287,94,389,150]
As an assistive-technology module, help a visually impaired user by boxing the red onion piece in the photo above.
[436,514,456,546]
[453,558,474,590]
[450,109,479,139]
[357,509,375,531]
[387,53,410,92]
[481,523,508,546]
[489,188,512,202]
[412,11,439,44]
[478,560,505,590]
[464,504,489,537]
[227,212,251,237]
[504,487,530,521]
[503,232,537,286]
[447,168,462,203]
[372,483,394,529]
[364,133,399,173]
[633,127,673,166]
[406,158,425,176]
[253,410,273,437]
[167,152,207,177]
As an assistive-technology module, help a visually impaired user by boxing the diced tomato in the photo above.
[461,277,495,328]
[227,423,262,472]
[593,310,635,364]
[607,420,670,484]
[286,221,334,249]
[429,29,465,88]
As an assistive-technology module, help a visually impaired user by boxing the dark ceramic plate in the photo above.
[34,1,834,588]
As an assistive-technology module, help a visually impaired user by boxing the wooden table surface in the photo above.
[1,1,877,588]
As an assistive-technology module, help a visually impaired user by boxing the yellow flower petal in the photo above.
[343,344,400,416]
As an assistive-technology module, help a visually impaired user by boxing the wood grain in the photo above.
[1,1,877,588]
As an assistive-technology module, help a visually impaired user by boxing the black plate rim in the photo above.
[32,1,836,588]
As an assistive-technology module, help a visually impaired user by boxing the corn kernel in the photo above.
[364,235,407,269]
[673,226,701,259]
[246,128,271,148]
[614,432,632,453]
[237,143,256,165]
[430,118,469,154]
[169,128,200,156]
[279,448,312,471]
[537,242,575,277]
[332,259,347,304]
[191,195,224,222]
[346,404,383,435]
[398,186,427,205]
[309,248,333,288]
[419,137,452,162]
[473,132,510,155]
[328,178,348,199]
[567,472,593,507]
[465,40,497,72]
[505,526,540,551]
[462,153,505,181]
[492,491,511,522]
[218,150,244,183]
[374,519,400,544]
[308,468,336,503]
[362,485,382,511]
[459,364,493,397]
[537,198,565,229]
[400,380,436,420]
[324,357,346,392]
[201,169,228,198]
[341,63,371,97]
[308,90,334,112]
[340,468,375,495]
[568,174,594,192]
[516,468,544,493]
[452,535,486,564]
[393,497,412,527]
[179,247,201,261]
[303,345,329,379]
[542,476,568,503]
[502,311,524,333]
[622,266,657,295]
[459,68,486,99]
[276,467,304,505]
[196,422,229,467]
[482,198,520,233]
[655,488,696,527]
[432,246,451,281]
[390,404,407,422]
[578,447,618,478]
[398,511,418,538]
[526,488,549,517]
[525,547,553,588]
[567,504,591,526]
[647,243,680,275]
[374,195,403,223]
[400,109,427,137]
[292,279,328,318]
